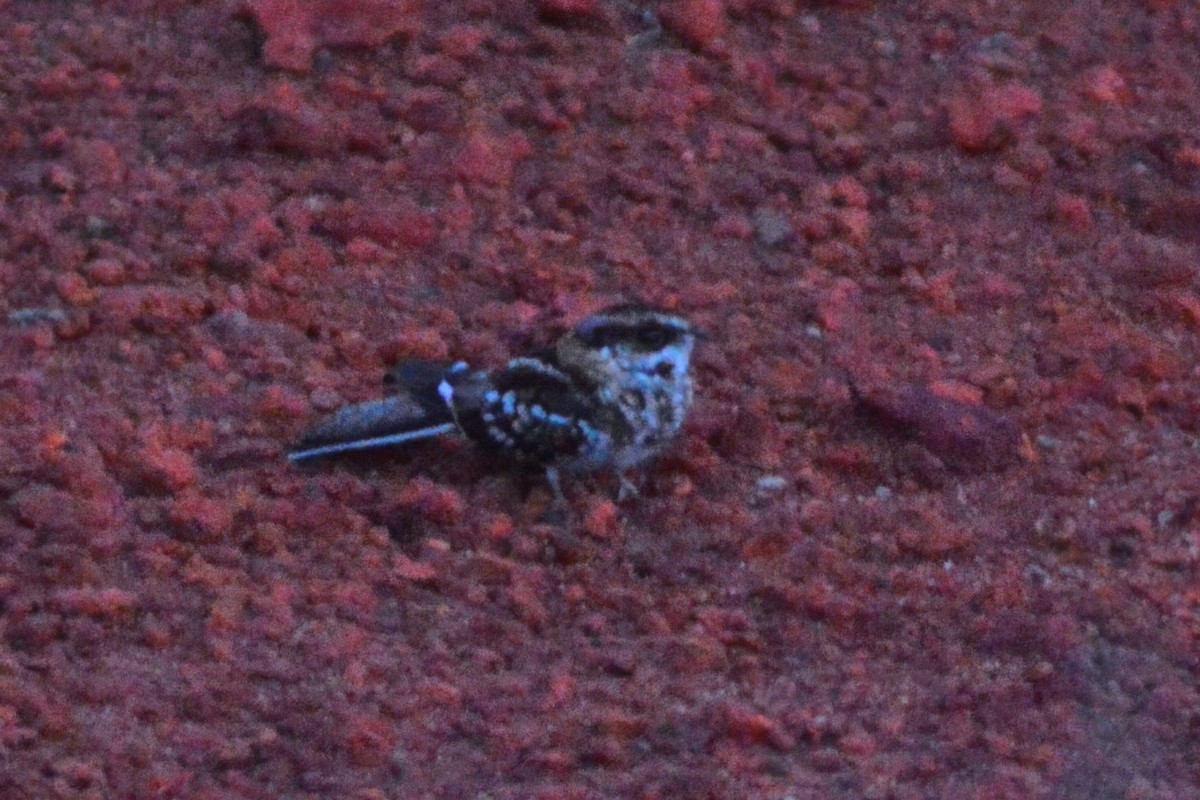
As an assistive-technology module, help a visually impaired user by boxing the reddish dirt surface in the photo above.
[2,1,1199,798]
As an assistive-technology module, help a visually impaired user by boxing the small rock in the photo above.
[752,209,794,247]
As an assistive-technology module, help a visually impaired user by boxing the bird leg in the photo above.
[617,472,640,503]
[541,467,573,525]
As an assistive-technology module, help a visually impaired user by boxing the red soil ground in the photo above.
[2,1,1199,798]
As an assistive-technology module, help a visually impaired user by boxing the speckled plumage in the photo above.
[288,305,698,497]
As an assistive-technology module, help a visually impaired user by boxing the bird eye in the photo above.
[636,327,673,349]
[654,362,674,378]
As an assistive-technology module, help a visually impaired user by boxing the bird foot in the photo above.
[616,473,640,503]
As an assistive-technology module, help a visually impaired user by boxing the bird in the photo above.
[287,304,699,501]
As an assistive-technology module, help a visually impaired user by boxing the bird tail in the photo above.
[287,361,457,462]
